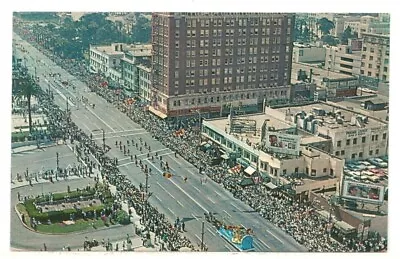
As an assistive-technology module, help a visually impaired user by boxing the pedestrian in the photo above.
[43,243,47,251]
[182,221,185,232]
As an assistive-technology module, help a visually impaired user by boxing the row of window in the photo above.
[185,17,286,28]
[334,149,380,158]
[336,133,386,147]
[172,89,288,107]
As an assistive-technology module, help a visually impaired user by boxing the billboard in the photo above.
[230,118,257,135]
[342,181,385,204]
[264,132,301,156]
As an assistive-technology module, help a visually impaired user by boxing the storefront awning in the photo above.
[244,166,256,176]
[148,106,167,119]
[265,182,277,190]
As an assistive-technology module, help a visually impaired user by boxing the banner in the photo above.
[264,132,301,156]
[342,180,385,204]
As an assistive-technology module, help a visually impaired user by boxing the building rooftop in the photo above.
[277,102,387,132]
[291,62,355,82]
[330,95,389,122]
[205,113,295,146]
[92,43,152,57]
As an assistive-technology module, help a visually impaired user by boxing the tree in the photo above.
[322,35,339,46]
[341,26,353,44]
[317,17,335,35]
[13,70,41,134]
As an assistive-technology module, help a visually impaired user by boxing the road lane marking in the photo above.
[147,160,209,213]
[214,190,221,197]
[194,234,202,241]
[193,186,201,193]
[156,183,168,192]
[208,197,216,204]
[259,239,271,249]
[92,128,144,136]
[224,245,235,252]
[223,210,232,217]
[167,207,174,215]
[231,203,242,211]
[154,195,161,202]
[266,230,284,244]
[207,228,216,236]
[92,132,147,140]
[177,200,184,207]
[191,213,199,221]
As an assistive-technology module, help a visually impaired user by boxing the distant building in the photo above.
[292,43,326,64]
[291,62,359,99]
[89,43,151,96]
[360,32,390,82]
[120,45,152,95]
[325,44,362,76]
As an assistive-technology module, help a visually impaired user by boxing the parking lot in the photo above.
[343,156,388,188]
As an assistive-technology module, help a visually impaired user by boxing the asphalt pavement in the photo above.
[13,33,307,252]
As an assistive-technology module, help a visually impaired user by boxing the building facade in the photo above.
[325,44,362,76]
[89,43,125,76]
[151,12,295,117]
[292,43,326,63]
[137,64,152,102]
[360,33,390,82]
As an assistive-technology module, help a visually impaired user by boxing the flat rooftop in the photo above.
[205,113,295,145]
[331,95,389,122]
[277,102,387,131]
[291,62,355,82]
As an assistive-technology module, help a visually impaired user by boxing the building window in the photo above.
[375,149,379,155]
[341,150,345,155]
[337,140,341,147]
[311,169,316,176]
[362,136,366,143]
[383,133,387,140]
[369,56,373,61]
[335,151,340,156]
[330,169,334,176]
[353,138,357,145]
[372,135,375,141]
[351,153,356,159]
[359,152,363,158]
[323,168,327,173]
[346,139,350,146]
[369,150,373,156]
[375,134,379,141]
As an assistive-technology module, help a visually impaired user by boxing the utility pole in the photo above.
[102,129,106,151]
[201,221,205,251]
[56,152,59,173]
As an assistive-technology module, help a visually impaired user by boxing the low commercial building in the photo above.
[89,43,152,96]
[292,43,326,64]
[291,62,359,99]
[201,110,344,191]
[276,102,388,161]
[89,43,125,75]
[137,64,152,102]
[120,45,152,96]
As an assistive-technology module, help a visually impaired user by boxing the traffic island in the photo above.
[15,184,130,234]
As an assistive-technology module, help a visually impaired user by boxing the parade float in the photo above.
[217,223,255,251]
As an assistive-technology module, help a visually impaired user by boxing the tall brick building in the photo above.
[151,12,295,117]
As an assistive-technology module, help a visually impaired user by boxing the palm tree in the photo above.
[13,69,41,134]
